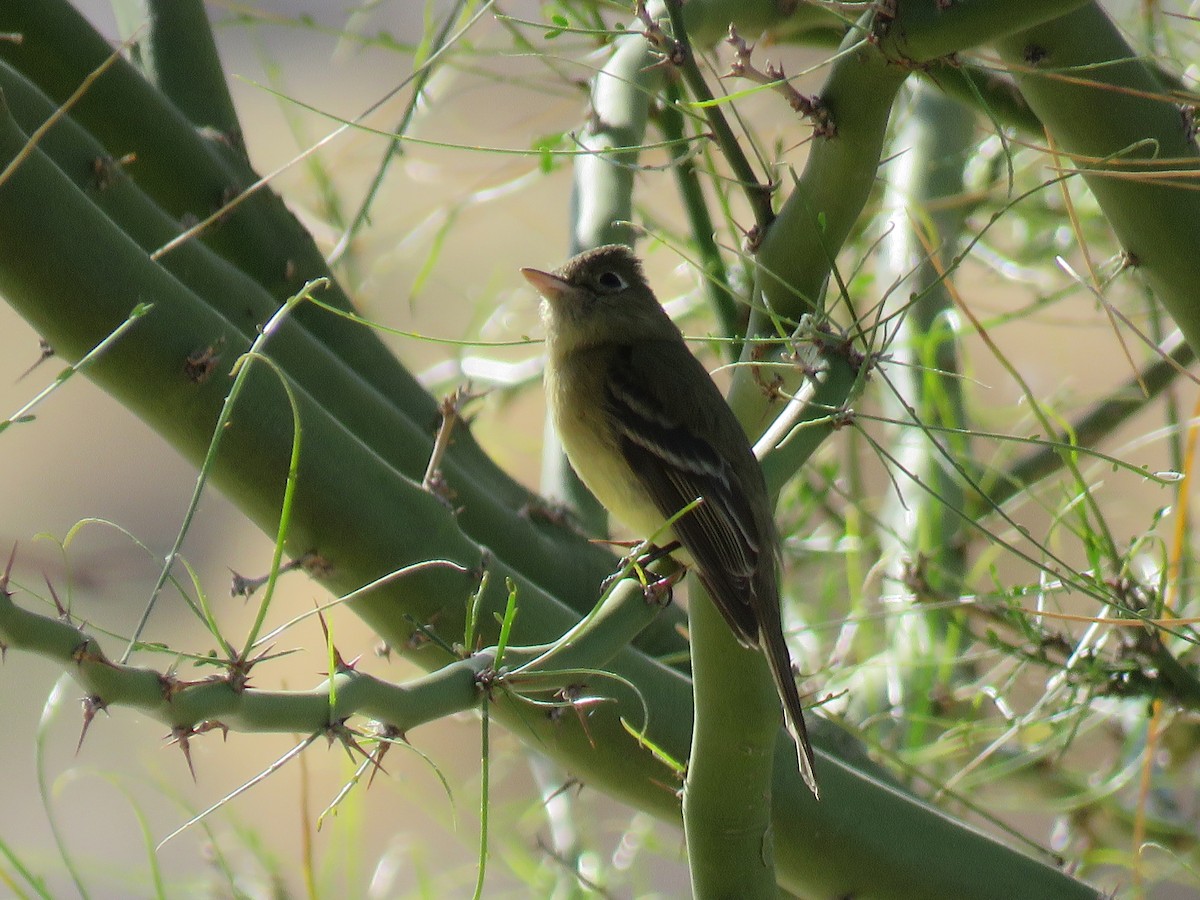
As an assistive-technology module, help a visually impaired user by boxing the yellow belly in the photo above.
[546,349,675,544]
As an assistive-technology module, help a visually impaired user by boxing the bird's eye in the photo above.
[596,270,626,291]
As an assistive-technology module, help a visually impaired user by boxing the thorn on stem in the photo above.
[77,695,109,755]
[168,725,199,782]
[365,724,401,788]
[16,339,54,381]
[184,339,224,384]
[45,574,68,620]
[229,555,309,598]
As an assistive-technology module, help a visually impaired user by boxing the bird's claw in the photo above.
[642,569,682,608]
[600,540,681,594]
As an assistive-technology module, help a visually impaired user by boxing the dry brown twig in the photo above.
[725,26,834,136]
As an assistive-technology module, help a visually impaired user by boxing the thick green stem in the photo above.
[0,99,697,824]
[0,0,543,525]
[728,18,908,441]
[683,585,782,897]
[0,575,662,736]
[870,82,976,737]
[887,0,1092,62]
[111,0,242,140]
[730,0,1104,444]
[994,4,1200,355]
[0,59,671,648]
[922,62,1042,135]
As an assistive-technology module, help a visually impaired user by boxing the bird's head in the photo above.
[522,245,679,354]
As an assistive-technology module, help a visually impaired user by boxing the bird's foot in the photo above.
[597,540,682,595]
[642,567,683,608]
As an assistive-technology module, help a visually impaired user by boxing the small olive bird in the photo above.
[522,244,818,798]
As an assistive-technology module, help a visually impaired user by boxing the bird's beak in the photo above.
[520,267,574,305]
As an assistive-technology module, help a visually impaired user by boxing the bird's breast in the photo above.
[545,349,674,542]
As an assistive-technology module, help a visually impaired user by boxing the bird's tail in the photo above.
[762,628,819,799]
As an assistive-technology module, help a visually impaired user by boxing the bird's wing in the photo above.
[605,343,819,797]
[603,343,767,647]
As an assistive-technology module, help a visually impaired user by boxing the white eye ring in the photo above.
[597,270,626,291]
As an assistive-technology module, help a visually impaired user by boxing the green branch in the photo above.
[0,0,550,534]
[995,4,1200,354]
[111,0,242,141]
[0,565,664,738]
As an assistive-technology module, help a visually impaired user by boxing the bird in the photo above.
[521,244,818,798]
